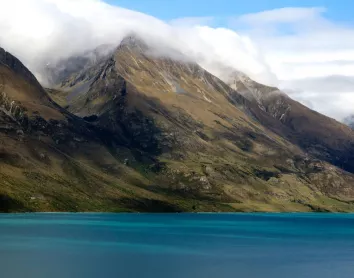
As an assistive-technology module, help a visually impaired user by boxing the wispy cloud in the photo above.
[237,7,326,25]
[233,7,354,120]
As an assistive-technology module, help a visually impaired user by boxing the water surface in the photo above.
[1,213,354,278]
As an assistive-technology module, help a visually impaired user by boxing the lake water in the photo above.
[1,213,354,278]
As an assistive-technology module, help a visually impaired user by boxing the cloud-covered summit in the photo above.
[0,0,273,86]
[0,0,354,120]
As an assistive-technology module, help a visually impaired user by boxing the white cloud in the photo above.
[238,7,326,26]
[0,1,353,120]
[0,0,167,68]
[0,0,259,84]
[234,7,354,120]
[0,0,276,86]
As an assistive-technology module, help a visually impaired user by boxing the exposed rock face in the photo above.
[0,91,26,123]
[229,71,279,104]
[43,44,115,87]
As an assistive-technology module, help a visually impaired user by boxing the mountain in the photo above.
[39,35,354,212]
[44,44,116,87]
[0,46,193,213]
[228,72,354,173]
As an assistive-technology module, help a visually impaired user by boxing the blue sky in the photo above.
[107,0,351,22]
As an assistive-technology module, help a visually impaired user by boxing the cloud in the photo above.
[0,0,168,71]
[282,76,354,94]
[234,7,354,120]
[0,1,354,121]
[0,0,273,87]
[238,7,326,26]
[284,89,354,120]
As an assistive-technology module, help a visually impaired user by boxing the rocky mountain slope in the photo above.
[2,36,354,212]
[37,36,354,212]
[0,46,201,213]
[228,73,354,173]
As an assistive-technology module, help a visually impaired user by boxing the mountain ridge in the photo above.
[227,71,354,173]
[44,36,354,211]
[2,37,354,212]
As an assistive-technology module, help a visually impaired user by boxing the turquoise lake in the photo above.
[1,213,354,277]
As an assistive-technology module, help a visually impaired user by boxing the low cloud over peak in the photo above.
[0,0,276,85]
[0,0,353,121]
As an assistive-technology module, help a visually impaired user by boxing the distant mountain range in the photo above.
[2,35,354,212]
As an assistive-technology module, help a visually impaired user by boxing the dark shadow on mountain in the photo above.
[0,194,30,213]
[114,197,182,212]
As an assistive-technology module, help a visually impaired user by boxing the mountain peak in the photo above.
[119,34,149,52]
[227,69,281,104]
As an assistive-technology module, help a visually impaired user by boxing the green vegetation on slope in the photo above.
[2,40,354,213]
